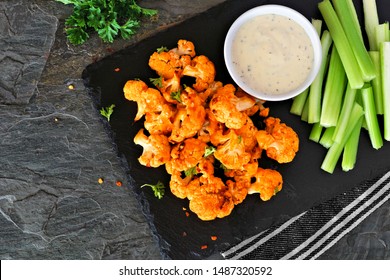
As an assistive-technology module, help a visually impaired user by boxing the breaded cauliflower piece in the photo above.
[256,117,299,163]
[133,128,171,168]
[169,87,206,143]
[144,103,176,135]
[124,80,167,121]
[213,129,251,170]
[248,167,283,201]
[210,84,256,129]
[182,55,216,92]
[168,138,207,172]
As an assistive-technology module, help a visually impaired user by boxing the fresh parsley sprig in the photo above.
[141,181,165,199]
[100,104,115,122]
[56,0,157,45]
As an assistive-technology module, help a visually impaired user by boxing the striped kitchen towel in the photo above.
[222,170,390,260]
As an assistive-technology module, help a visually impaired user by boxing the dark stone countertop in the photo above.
[1,0,389,260]
[0,0,226,260]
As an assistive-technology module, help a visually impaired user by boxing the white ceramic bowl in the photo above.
[224,5,322,101]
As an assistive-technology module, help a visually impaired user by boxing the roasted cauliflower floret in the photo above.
[149,40,194,79]
[150,73,182,104]
[214,129,251,170]
[256,117,299,163]
[188,175,234,221]
[235,116,258,153]
[134,129,171,168]
[169,170,193,199]
[148,54,188,80]
[199,81,223,104]
[161,73,182,103]
[144,104,176,135]
[148,51,181,79]
[248,168,283,201]
[226,180,248,205]
[182,55,216,92]
[170,39,196,57]
[124,80,167,121]
[169,87,206,143]
[168,138,207,172]
[210,84,256,129]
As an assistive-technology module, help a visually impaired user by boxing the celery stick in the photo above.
[332,83,357,143]
[375,23,390,51]
[355,92,369,131]
[301,98,309,122]
[369,51,384,114]
[319,126,335,149]
[345,0,364,42]
[290,88,309,116]
[321,102,364,174]
[363,0,380,51]
[290,19,322,116]
[318,0,364,89]
[333,0,376,82]
[361,84,383,149]
[320,45,347,127]
[342,117,363,172]
[381,42,390,141]
[309,123,323,143]
[312,18,323,35]
[290,18,322,116]
[307,30,332,124]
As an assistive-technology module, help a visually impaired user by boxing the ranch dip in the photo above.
[231,14,314,95]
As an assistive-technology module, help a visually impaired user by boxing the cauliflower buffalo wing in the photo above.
[148,40,194,79]
[123,79,167,121]
[133,129,171,168]
[182,55,216,92]
[187,170,234,221]
[256,117,299,163]
[169,87,206,143]
[248,167,283,201]
[213,129,251,170]
[144,103,176,135]
[167,138,207,172]
[210,84,257,129]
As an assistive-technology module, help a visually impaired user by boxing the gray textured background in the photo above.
[1,0,389,259]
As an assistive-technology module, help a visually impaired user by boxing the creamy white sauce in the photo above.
[231,14,314,95]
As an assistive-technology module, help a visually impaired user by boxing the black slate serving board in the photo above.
[82,0,390,259]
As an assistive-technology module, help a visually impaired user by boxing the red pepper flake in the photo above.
[211,236,217,241]
[98,178,104,184]
[201,245,208,250]
[115,180,122,187]
[185,211,190,217]
[114,67,120,72]
[182,231,187,237]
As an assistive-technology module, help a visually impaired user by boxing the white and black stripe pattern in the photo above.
[222,170,390,260]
